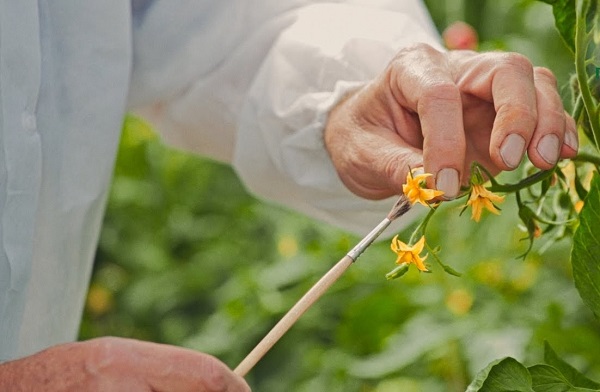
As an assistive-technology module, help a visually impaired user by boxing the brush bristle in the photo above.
[387,195,411,221]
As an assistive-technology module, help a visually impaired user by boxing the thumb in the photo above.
[325,89,424,200]
[325,120,424,199]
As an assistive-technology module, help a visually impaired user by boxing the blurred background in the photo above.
[81,1,600,391]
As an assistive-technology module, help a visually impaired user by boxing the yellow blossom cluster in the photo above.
[389,170,507,277]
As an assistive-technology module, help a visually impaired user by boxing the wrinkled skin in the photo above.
[325,43,577,200]
[0,337,251,392]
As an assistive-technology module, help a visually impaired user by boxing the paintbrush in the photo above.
[234,195,412,377]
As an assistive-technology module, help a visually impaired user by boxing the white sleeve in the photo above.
[128,1,442,236]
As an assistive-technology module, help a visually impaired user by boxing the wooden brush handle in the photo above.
[234,255,354,377]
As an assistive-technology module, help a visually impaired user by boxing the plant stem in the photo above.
[487,168,555,193]
[573,152,600,166]
[575,0,600,150]
[409,205,438,244]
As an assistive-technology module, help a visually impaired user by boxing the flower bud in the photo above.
[386,263,410,280]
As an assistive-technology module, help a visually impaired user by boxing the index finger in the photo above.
[389,44,465,199]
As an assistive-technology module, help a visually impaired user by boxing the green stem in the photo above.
[471,162,499,186]
[425,243,462,277]
[487,168,556,193]
[572,152,600,166]
[515,189,523,206]
[585,58,597,66]
[573,93,584,121]
[575,0,600,150]
[408,205,437,244]
[572,75,597,143]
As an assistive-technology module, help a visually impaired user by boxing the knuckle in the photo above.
[534,66,557,85]
[85,337,125,375]
[496,52,533,75]
[418,82,460,110]
[536,110,566,137]
[437,134,465,149]
[423,82,460,100]
[498,101,537,124]
[546,107,566,123]
[389,43,444,77]
[394,42,440,60]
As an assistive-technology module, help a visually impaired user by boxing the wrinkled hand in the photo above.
[0,337,250,392]
[324,43,578,200]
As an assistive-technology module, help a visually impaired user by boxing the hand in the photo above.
[324,43,578,200]
[0,337,250,391]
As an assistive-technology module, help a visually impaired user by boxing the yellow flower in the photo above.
[467,184,505,222]
[402,171,445,206]
[390,235,429,272]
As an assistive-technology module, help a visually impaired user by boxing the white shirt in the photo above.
[0,0,440,361]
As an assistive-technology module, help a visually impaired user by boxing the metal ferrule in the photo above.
[346,217,392,262]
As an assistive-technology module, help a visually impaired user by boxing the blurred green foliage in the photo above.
[81,1,600,391]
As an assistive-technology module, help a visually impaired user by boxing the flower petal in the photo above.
[465,184,504,222]
[413,236,426,253]
[414,254,429,272]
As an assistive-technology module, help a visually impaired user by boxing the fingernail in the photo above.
[537,134,560,165]
[436,168,460,199]
[564,130,578,152]
[500,134,526,169]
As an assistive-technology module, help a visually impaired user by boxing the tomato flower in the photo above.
[467,184,505,222]
[390,235,429,272]
[402,171,444,207]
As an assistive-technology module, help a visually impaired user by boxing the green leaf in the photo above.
[594,7,600,44]
[544,342,600,389]
[571,172,600,317]
[529,364,600,392]
[539,0,577,52]
[349,315,472,379]
[466,357,534,392]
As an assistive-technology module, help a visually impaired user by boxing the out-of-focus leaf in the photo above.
[349,314,472,379]
[571,172,600,317]
[466,357,533,392]
[543,342,600,389]
[594,8,600,43]
[539,0,576,52]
